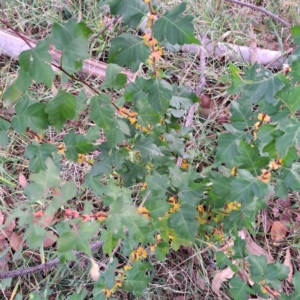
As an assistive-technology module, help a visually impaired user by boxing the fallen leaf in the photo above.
[43,230,57,248]
[18,173,27,188]
[90,257,100,282]
[284,248,293,283]
[239,228,273,263]
[212,267,235,296]
[0,239,10,271]
[9,232,25,252]
[270,221,287,244]
[39,214,54,228]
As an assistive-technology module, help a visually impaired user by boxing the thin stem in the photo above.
[0,241,104,279]
[224,0,290,28]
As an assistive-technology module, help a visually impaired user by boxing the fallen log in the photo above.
[0,29,137,82]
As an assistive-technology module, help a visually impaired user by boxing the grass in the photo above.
[0,0,300,299]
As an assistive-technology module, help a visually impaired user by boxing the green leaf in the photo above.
[51,20,92,73]
[229,276,252,300]
[216,127,247,166]
[134,137,164,164]
[249,255,267,282]
[153,3,200,45]
[143,78,172,114]
[106,200,136,237]
[155,242,169,261]
[45,90,77,131]
[179,181,206,206]
[145,198,171,219]
[19,39,54,87]
[100,229,119,257]
[91,143,126,176]
[123,262,152,297]
[60,180,77,202]
[24,143,58,172]
[11,97,49,133]
[146,172,169,198]
[289,47,300,80]
[108,33,151,72]
[163,130,188,158]
[235,141,269,176]
[121,160,145,187]
[89,94,115,130]
[242,64,285,105]
[169,204,198,241]
[291,25,300,45]
[137,104,160,127]
[276,85,300,116]
[276,119,300,157]
[3,68,32,105]
[230,99,254,131]
[102,64,127,90]
[230,170,268,205]
[0,119,10,147]
[63,130,94,161]
[109,0,148,27]
[106,123,125,147]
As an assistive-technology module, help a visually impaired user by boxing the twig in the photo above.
[224,0,290,28]
[90,15,121,43]
[0,241,104,280]
[176,35,207,167]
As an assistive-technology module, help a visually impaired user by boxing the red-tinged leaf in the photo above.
[43,230,57,248]
[9,232,25,252]
[19,173,27,188]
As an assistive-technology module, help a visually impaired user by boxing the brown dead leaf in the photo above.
[284,248,293,283]
[18,173,27,188]
[9,232,25,252]
[212,267,235,296]
[239,228,274,263]
[43,230,57,248]
[270,221,287,244]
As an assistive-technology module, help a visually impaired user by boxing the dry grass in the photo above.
[0,0,300,298]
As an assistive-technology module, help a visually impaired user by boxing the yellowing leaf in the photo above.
[124,265,132,271]
[137,207,150,219]
[268,159,282,170]
[77,154,85,162]
[231,167,238,176]
[95,211,108,222]
[130,246,147,262]
[258,113,271,122]
[129,117,137,124]
[57,143,65,154]
[258,169,271,183]
[142,32,158,47]
[181,159,189,169]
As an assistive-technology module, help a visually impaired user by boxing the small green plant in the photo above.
[1,0,300,298]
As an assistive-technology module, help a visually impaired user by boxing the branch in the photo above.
[224,0,290,28]
[0,241,104,280]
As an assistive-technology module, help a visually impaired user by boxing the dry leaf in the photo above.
[239,228,273,263]
[43,230,57,248]
[90,257,100,282]
[0,239,10,271]
[9,232,25,252]
[284,248,293,283]
[18,173,27,188]
[270,221,287,244]
[39,214,54,228]
[212,267,235,296]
